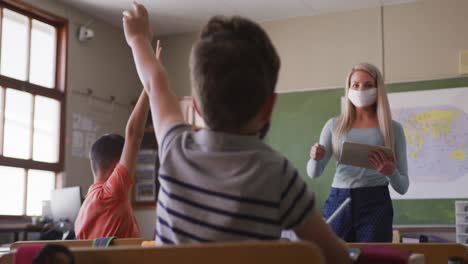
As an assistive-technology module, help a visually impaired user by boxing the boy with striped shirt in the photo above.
[123,2,349,263]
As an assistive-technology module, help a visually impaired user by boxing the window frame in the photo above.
[0,0,68,216]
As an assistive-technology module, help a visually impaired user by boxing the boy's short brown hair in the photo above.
[90,133,124,175]
[190,16,280,131]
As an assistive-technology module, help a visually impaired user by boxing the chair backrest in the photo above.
[0,253,12,264]
[9,238,144,250]
[71,241,324,264]
[2,241,325,264]
[349,243,468,264]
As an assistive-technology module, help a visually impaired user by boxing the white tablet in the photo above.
[339,141,393,169]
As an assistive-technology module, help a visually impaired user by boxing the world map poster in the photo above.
[388,87,468,199]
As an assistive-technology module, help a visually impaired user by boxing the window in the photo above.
[0,1,67,216]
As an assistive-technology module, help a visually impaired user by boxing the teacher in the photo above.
[307,62,409,242]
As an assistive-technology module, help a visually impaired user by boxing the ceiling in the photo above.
[57,0,417,35]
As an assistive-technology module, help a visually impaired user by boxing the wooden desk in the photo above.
[10,238,145,250]
[0,224,44,242]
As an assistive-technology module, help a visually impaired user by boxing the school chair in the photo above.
[0,253,12,264]
[0,241,325,264]
[349,242,468,264]
[9,237,144,250]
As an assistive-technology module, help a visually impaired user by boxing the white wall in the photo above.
[160,0,468,96]
[384,0,468,82]
[262,7,383,92]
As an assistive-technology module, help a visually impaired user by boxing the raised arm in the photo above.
[119,90,149,175]
[123,2,184,144]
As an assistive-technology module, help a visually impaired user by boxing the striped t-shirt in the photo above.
[155,124,315,244]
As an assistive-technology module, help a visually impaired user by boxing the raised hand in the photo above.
[122,1,154,47]
[368,150,396,176]
[310,143,326,161]
[155,40,162,59]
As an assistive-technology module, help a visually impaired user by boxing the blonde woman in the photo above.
[307,63,409,242]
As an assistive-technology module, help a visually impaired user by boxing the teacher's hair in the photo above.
[332,62,394,157]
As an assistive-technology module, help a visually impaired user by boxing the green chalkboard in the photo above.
[265,77,468,225]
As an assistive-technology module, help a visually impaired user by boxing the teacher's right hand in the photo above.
[310,143,326,161]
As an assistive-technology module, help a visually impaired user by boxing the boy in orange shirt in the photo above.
[75,44,161,238]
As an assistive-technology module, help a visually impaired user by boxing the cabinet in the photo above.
[132,96,204,208]
[455,201,468,244]
[132,119,158,209]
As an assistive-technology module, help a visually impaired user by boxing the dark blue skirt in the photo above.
[323,185,393,242]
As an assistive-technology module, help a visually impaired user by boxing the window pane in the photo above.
[0,166,25,215]
[27,170,55,216]
[0,9,29,81]
[3,89,33,159]
[0,87,4,155]
[33,96,60,162]
[29,20,56,88]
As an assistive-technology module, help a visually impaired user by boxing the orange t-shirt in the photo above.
[75,164,141,239]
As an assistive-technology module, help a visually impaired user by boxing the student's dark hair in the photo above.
[190,16,280,131]
[90,133,124,174]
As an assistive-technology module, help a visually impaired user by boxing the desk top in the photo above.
[0,247,10,258]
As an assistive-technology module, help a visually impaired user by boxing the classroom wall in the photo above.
[160,0,468,96]
[262,7,383,93]
[384,0,468,82]
[159,33,198,98]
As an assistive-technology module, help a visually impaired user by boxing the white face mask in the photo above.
[347,88,377,107]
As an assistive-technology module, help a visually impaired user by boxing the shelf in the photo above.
[133,203,156,210]
[393,225,455,233]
